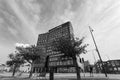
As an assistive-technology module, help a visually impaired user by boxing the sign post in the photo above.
[50,68,54,80]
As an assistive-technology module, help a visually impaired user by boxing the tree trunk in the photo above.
[76,66,81,80]
[29,63,33,78]
[73,59,81,80]
[29,69,33,78]
[12,65,17,77]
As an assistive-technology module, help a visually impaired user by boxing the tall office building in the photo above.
[33,21,75,73]
[47,22,75,73]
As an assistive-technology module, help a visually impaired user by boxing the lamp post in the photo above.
[88,26,107,77]
[92,50,97,64]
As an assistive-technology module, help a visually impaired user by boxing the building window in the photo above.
[115,61,120,66]
[118,67,120,71]
[114,67,117,70]
[109,68,113,71]
[111,61,115,66]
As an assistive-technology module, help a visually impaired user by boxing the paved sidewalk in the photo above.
[0,72,120,80]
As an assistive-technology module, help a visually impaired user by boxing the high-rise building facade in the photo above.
[33,21,75,73]
[32,33,49,73]
[47,22,74,67]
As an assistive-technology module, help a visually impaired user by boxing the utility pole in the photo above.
[88,26,107,77]
[92,50,97,63]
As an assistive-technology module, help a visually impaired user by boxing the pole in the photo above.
[50,68,54,80]
[92,50,97,63]
[88,26,107,77]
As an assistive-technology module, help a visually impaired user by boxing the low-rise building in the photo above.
[19,64,31,73]
[0,64,10,72]
[94,59,120,74]
[0,64,5,72]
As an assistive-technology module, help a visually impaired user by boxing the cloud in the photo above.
[7,27,18,37]
[1,0,120,64]
[5,0,42,44]
[15,43,30,48]
[0,44,15,64]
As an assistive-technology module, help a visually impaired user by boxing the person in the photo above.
[89,65,93,77]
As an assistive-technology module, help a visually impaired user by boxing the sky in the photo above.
[0,0,120,64]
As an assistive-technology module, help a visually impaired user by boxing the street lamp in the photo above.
[88,26,107,77]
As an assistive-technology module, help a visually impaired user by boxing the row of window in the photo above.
[57,67,76,73]
[49,53,64,58]
[32,67,44,73]
[49,51,60,55]
[49,57,58,61]
[49,26,69,35]
[49,57,72,61]
[49,60,73,67]
[49,28,69,37]
[48,34,69,42]
[38,39,47,43]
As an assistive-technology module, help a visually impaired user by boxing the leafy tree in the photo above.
[6,52,25,76]
[52,37,88,80]
[16,45,44,78]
